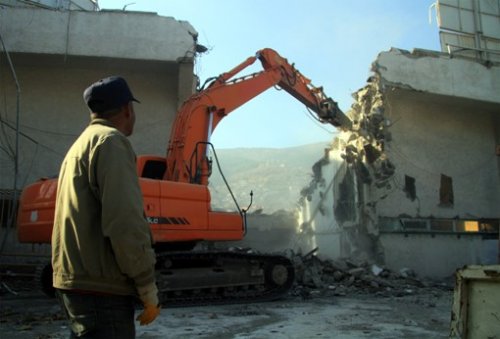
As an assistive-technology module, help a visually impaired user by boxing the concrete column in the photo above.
[177,58,196,109]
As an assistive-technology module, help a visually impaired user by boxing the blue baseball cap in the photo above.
[83,76,140,113]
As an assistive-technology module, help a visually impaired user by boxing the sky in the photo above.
[98,0,441,149]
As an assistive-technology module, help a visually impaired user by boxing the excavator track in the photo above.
[155,250,295,307]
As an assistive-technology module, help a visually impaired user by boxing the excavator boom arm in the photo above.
[257,48,350,127]
[164,48,351,184]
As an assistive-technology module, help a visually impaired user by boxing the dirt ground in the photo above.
[0,287,452,339]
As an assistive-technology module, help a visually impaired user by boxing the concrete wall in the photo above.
[0,7,196,62]
[374,49,500,103]
[296,153,345,259]
[370,49,500,219]
[378,89,500,218]
[0,6,197,189]
[380,233,499,278]
[1,55,180,186]
[0,0,97,11]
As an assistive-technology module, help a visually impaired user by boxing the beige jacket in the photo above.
[52,119,156,296]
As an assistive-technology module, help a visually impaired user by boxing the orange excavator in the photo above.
[17,48,351,305]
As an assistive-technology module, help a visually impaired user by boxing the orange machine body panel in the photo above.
[17,155,244,245]
[142,178,244,243]
[17,178,57,244]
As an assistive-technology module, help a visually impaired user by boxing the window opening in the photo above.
[439,174,454,206]
[404,175,416,201]
[334,167,356,223]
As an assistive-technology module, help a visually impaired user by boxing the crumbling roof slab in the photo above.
[372,48,500,105]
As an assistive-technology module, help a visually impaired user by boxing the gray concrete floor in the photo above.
[0,289,452,338]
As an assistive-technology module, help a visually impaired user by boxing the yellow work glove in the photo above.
[137,303,161,326]
[136,282,161,326]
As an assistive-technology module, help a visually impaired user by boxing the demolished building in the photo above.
[297,47,500,279]
[294,0,500,279]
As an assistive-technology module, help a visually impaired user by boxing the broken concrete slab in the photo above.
[373,48,500,104]
[1,6,197,62]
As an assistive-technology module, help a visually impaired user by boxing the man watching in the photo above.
[52,76,160,338]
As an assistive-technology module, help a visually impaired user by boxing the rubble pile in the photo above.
[290,248,452,299]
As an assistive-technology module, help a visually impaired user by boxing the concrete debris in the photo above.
[335,71,397,196]
[399,267,416,278]
[290,251,452,299]
[371,264,383,276]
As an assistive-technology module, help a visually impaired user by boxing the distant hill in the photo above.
[207,142,331,214]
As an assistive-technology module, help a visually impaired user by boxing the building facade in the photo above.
[0,2,198,252]
[297,48,500,278]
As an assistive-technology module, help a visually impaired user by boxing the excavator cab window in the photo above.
[141,159,166,179]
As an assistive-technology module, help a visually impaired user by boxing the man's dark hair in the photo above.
[91,106,124,119]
